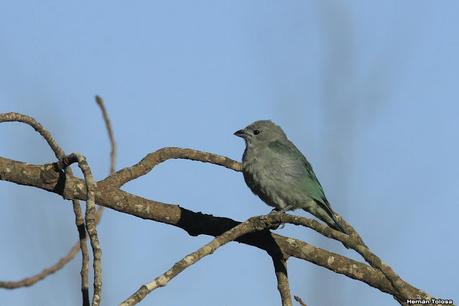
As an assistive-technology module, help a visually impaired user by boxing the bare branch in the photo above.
[0,113,66,157]
[272,255,293,306]
[0,111,450,306]
[99,147,428,302]
[0,155,435,304]
[102,147,241,188]
[59,153,102,306]
[120,215,282,306]
[95,95,116,174]
[0,208,104,290]
[0,112,90,305]
[0,242,80,289]
[269,213,425,301]
[294,295,308,306]
[0,100,116,291]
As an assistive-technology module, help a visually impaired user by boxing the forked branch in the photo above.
[0,111,444,306]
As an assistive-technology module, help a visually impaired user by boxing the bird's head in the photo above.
[234,120,287,146]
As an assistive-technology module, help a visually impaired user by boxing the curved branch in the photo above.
[102,147,241,187]
[294,295,308,306]
[269,213,425,301]
[272,255,293,306]
[0,99,116,290]
[0,208,104,289]
[0,155,434,304]
[120,215,282,306]
[59,154,102,306]
[95,95,117,175]
[0,112,90,305]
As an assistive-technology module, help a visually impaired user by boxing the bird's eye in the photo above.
[253,129,261,135]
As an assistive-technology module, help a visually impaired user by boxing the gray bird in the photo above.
[234,120,347,234]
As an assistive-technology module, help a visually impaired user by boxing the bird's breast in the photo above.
[241,146,312,210]
[242,153,292,208]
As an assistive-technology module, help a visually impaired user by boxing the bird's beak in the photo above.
[233,129,246,138]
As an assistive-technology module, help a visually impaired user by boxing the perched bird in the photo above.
[234,120,347,234]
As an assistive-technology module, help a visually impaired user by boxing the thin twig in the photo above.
[95,95,116,174]
[294,295,307,306]
[92,95,117,250]
[0,208,103,289]
[272,255,293,306]
[103,147,241,187]
[271,213,413,300]
[59,153,102,306]
[119,215,282,306]
[0,100,116,290]
[0,112,90,306]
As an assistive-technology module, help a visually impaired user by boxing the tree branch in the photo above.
[0,112,90,305]
[272,255,293,306]
[120,215,282,305]
[95,95,117,175]
[0,154,434,304]
[102,147,241,188]
[58,153,102,306]
[268,213,425,301]
[294,295,308,306]
[0,99,116,291]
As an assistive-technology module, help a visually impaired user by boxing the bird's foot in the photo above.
[267,209,287,229]
[275,205,294,214]
[269,208,281,215]
[269,205,295,228]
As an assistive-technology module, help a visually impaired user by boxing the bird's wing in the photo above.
[267,140,329,206]
[267,140,346,232]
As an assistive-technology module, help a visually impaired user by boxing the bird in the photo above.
[234,120,347,234]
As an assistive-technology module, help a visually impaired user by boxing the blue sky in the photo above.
[1,1,458,305]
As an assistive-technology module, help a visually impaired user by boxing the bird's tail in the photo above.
[301,204,350,249]
[307,200,348,235]
[327,213,347,234]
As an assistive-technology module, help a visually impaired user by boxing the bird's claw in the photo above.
[266,209,286,229]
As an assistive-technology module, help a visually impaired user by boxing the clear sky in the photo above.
[1,1,458,306]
